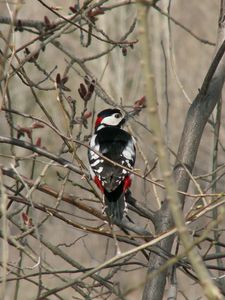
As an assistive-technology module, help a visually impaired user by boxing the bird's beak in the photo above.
[124,110,137,121]
[119,110,137,127]
[119,117,126,127]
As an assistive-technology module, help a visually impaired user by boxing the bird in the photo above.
[88,108,136,223]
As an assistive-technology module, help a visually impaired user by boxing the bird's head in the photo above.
[95,108,125,132]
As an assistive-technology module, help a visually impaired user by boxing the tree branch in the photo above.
[139,1,225,299]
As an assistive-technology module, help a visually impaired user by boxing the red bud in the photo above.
[22,212,33,227]
[69,5,77,13]
[122,47,127,56]
[18,127,32,139]
[83,111,92,119]
[32,122,44,129]
[44,16,51,27]
[56,73,61,85]
[61,76,68,84]
[133,96,146,108]
[35,137,42,147]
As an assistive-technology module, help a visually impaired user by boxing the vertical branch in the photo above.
[14,251,23,300]
[0,169,9,300]
[136,1,225,300]
[0,0,21,109]
[166,0,191,104]
[211,96,225,286]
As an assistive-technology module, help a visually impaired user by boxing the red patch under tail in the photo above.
[94,176,104,193]
[123,176,132,192]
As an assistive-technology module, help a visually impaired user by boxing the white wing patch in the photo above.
[122,139,135,161]
[91,159,101,167]
[90,134,97,148]
[95,166,103,173]
[89,134,100,160]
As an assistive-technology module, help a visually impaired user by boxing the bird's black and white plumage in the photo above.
[88,108,136,222]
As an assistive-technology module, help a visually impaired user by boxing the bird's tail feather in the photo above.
[103,192,127,222]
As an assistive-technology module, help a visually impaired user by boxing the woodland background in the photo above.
[0,1,225,300]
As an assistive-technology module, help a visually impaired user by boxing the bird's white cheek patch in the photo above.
[101,115,122,126]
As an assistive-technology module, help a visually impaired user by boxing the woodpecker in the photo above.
[88,108,136,222]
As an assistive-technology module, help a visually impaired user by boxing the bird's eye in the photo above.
[114,113,121,119]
